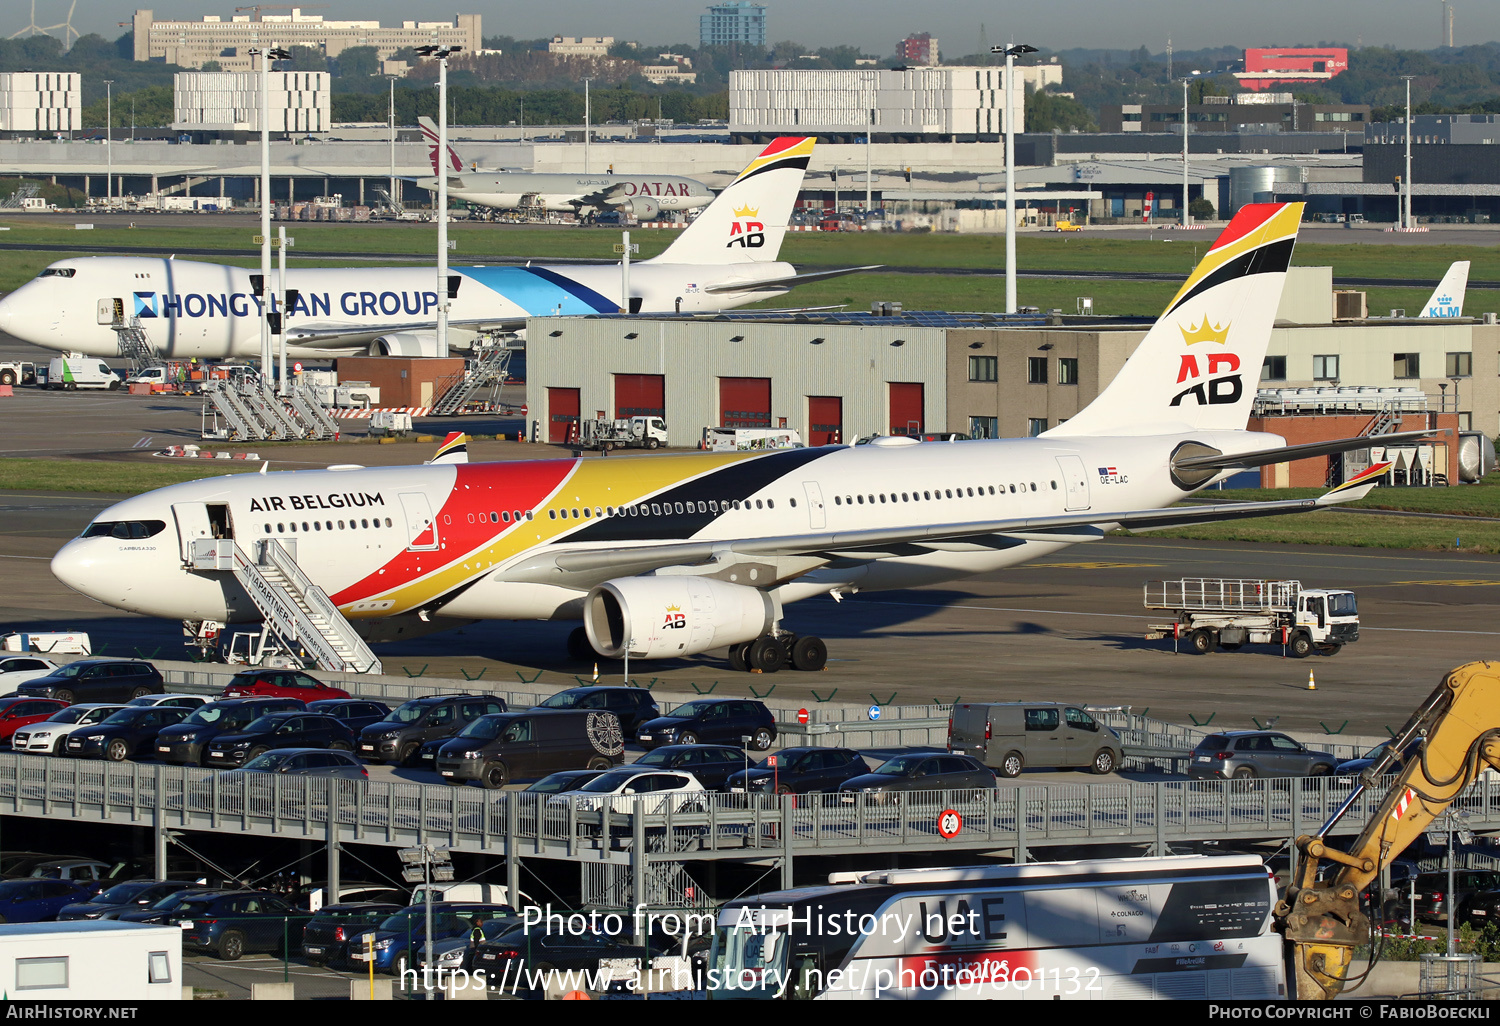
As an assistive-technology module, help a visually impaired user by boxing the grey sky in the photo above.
[48,2,1497,56]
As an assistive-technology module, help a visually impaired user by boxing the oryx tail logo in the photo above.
[1170,317,1242,407]
[727,204,765,249]
[133,292,158,318]
[663,604,687,629]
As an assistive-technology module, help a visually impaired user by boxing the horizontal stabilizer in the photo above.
[1173,429,1448,473]
[704,265,884,294]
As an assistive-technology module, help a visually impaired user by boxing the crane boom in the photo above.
[1278,660,1500,999]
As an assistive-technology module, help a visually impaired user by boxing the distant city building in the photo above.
[641,65,698,84]
[0,72,79,133]
[700,2,766,48]
[1366,114,1500,145]
[1100,93,1368,133]
[130,9,481,72]
[172,71,330,133]
[897,33,939,67]
[548,36,614,57]
[730,66,1023,143]
[1235,48,1348,92]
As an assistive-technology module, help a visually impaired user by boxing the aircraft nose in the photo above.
[50,538,105,598]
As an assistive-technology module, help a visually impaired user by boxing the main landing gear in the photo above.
[727,633,827,673]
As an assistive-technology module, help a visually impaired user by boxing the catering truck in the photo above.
[1143,578,1358,658]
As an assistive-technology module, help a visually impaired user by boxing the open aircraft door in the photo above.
[399,492,440,551]
[171,503,213,563]
[1055,455,1091,512]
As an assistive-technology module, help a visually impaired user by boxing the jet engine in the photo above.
[368,332,440,357]
[615,196,661,221]
[584,576,775,659]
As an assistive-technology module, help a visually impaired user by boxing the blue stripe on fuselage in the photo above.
[454,266,615,315]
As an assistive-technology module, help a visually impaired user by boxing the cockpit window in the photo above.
[39,268,75,278]
[81,521,166,540]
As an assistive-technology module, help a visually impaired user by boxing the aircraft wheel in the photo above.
[747,637,784,673]
[727,643,751,672]
[790,636,827,672]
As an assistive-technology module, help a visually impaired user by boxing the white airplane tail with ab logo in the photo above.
[655,137,815,266]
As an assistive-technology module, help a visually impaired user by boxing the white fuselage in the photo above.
[0,256,790,359]
[415,172,713,214]
[49,430,1272,628]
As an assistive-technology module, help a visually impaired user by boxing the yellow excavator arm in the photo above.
[1279,660,1500,999]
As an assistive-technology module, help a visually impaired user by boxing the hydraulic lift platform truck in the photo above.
[1144,577,1359,658]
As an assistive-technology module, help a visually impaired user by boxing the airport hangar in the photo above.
[521,267,1492,486]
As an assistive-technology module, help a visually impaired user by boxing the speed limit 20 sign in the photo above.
[937,809,963,840]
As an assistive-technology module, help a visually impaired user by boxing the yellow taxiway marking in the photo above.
[1391,579,1500,587]
[1026,561,1164,569]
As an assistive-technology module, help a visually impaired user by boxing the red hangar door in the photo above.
[888,382,924,436]
[547,387,580,443]
[720,377,772,427]
[807,395,843,445]
[614,374,666,419]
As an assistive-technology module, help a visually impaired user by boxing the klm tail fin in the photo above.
[1421,260,1470,318]
[427,431,469,465]
[652,137,814,266]
[1045,202,1305,438]
[418,116,465,174]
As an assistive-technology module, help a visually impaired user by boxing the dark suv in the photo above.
[19,660,164,703]
[727,747,870,794]
[528,687,660,735]
[630,744,749,791]
[154,697,305,766]
[635,699,776,751]
[204,712,358,768]
[357,695,508,766]
[171,890,315,960]
[1186,731,1338,781]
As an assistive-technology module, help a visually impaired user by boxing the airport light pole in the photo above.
[249,46,290,386]
[992,43,1037,314]
[583,78,592,173]
[417,45,462,360]
[388,76,397,214]
[1182,78,1191,227]
[103,80,113,207]
[399,844,453,999]
[1402,76,1416,229]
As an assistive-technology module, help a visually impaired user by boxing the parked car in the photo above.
[204,712,357,767]
[231,748,368,780]
[170,890,316,960]
[116,888,237,925]
[727,747,869,794]
[417,909,526,975]
[21,859,113,883]
[0,878,100,922]
[154,697,305,766]
[11,703,125,754]
[1409,871,1500,924]
[0,656,61,689]
[430,710,622,789]
[301,902,404,965]
[1186,731,1338,781]
[630,744,749,792]
[307,699,391,734]
[472,922,681,988]
[17,659,164,703]
[126,694,208,710]
[635,699,776,751]
[66,705,192,761]
[524,769,605,794]
[357,695,507,767]
[529,686,660,735]
[947,702,1124,777]
[219,669,351,702]
[0,698,69,744]
[556,766,708,814]
[1335,740,1416,777]
[57,880,200,921]
[346,903,513,977]
[839,753,996,800]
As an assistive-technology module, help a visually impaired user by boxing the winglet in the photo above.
[1315,462,1391,505]
[259,461,269,475]
[427,431,469,465]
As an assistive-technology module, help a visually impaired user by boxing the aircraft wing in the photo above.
[703,266,884,294]
[502,464,1391,589]
[283,316,526,348]
[1173,429,1447,473]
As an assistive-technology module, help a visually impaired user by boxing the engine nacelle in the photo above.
[585,576,774,659]
[367,331,440,357]
[616,196,661,221]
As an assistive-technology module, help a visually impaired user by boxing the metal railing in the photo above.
[5,752,1495,861]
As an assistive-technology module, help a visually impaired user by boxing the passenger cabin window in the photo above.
[1064,708,1098,732]
[1024,708,1060,731]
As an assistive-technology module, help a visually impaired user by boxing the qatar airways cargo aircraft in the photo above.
[0,137,869,360]
[413,116,714,220]
[51,202,1424,673]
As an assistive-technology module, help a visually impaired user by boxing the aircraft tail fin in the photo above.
[427,432,469,465]
[1422,260,1470,318]
[1044,202,1305,438]
[418,116,465,175]
[653,137,814,266]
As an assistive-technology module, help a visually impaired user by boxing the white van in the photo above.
[409,882,534,908]
[42,356,121,391]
